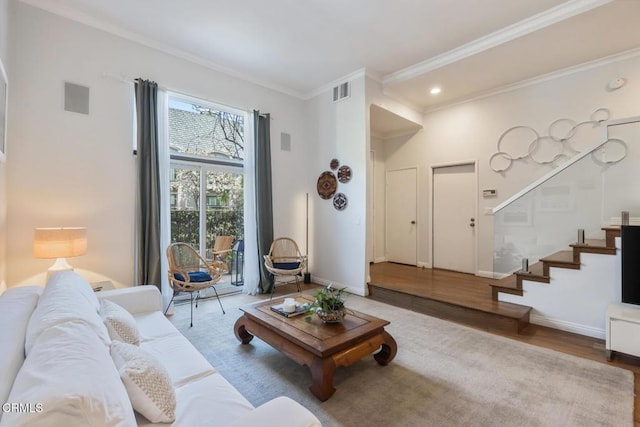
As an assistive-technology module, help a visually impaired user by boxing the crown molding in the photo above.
[423,46,640,114]
[20,0,306,99]
[382,0,612,85]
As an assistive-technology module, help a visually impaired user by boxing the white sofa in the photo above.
[0,271,321,427]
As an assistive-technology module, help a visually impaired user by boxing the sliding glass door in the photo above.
[168,93,246,294]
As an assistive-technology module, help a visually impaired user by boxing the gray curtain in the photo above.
[135,79,162,288]
[254,110,274,293]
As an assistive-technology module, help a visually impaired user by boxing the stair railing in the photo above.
[492,115,640,278]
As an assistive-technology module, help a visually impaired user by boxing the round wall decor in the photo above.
[333,193,348,211]
[330,158,340,170]
[317,171,338,199]
[337,165,352,183]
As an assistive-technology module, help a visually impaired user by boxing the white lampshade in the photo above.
[33,227,87,259]
[34,227,87,279]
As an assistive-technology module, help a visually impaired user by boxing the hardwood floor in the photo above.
[369,262,640,425]
[368,262,531,333]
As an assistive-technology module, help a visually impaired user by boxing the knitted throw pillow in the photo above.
[110,340,176,423]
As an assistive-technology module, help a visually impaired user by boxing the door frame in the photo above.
[385,166,418,265]
[430,160,478,275]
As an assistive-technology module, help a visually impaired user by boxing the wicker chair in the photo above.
[263,237,307,296]
[165,243,225,327]
[209,235,235,273]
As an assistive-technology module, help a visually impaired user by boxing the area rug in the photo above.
[171,293,633,427]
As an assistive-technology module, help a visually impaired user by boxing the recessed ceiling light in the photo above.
[430,87,441,95]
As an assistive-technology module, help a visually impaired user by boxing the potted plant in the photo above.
[306,283,347,323]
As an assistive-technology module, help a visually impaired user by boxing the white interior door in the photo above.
[433,163,476,274]
[386,168,417,265]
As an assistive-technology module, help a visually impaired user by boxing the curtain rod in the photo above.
[102,72,273,119]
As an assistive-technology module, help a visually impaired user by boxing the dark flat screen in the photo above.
[622,225,640,305]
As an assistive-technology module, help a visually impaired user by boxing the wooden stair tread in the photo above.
[540,250,580,270]
[540,250,574,263]
[577,238,607,247]
[570,238,616,255]
[494,273,517,289]
[516,262,548,282]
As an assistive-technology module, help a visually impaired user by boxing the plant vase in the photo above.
[316,306,346,323]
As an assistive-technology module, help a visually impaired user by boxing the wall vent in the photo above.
[332,82,350,102]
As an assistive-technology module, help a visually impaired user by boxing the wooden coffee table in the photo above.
[233,294,397,401]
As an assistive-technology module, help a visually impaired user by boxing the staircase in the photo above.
[490,226,620,301]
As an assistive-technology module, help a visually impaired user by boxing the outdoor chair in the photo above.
[165,242,225,327]
[263,237,307,297]
[209,235,235,273]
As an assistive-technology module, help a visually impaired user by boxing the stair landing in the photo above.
[368,263,531,334]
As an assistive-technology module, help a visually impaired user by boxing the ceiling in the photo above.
[22,0,640,111]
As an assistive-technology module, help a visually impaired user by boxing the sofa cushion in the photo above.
[101,299,141,345]
[135,372,254,427]
[25,271,110,354]
[1,320,136,427]
[111,341,176,423]
[0,286,42,413]
[141,333,216,387]
[134,311,180,341]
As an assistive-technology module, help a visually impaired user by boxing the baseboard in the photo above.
[417,262,432,269]
[312,276,368,297]
[529,313,605,339]
[476,270,506,279]
[374,257,387,264]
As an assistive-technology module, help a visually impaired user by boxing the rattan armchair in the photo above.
[263,237,307,296]
[209,235,234,273]
[166,242,225,327]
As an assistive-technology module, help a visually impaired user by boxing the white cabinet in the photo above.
[606,302,640,361]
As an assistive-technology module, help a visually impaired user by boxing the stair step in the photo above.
[570,239,616,255]
[603,226,621,248]
[540,250,580,275]
[490,274,522,300]
[516,262,549,284]
[491,228,620,302]
[368,283,531,334]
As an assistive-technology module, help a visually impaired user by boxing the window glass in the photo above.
[169,98,244,161]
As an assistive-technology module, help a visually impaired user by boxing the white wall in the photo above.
[306,76,368,295]
[6,3,309,287]
[370,136,386,263]
[366,78,429,266]
[0,0,12,290]
[377,54,640,276]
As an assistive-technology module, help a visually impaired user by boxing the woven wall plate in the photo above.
[317,171,338,199]
[333,193,348,211]
[337,165,352,183]
[330,158,340,170]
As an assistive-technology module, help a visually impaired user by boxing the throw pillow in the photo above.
[100,299,141,346]
[110,341,176,423]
